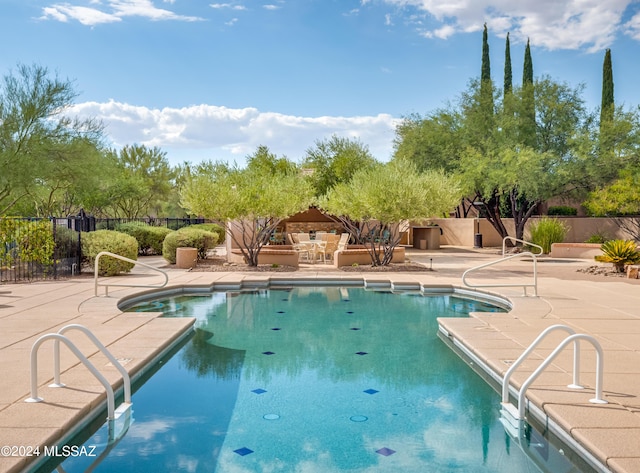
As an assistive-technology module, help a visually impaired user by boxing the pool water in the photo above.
[54,287,584,473]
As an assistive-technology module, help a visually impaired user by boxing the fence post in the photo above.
[52,218,58,280]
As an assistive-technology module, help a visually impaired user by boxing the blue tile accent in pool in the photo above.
[234,447,254,456]
[363,388,379,395]
[376,448,396,456]
[346,311,354,314]
[277,311,285,314]
[355,351,368,355]
[251,388,267,394]
[271,328,281,331]
[262,351,275,355]
[350,327,360,330]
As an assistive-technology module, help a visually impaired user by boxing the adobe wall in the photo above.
[429,217,632,247]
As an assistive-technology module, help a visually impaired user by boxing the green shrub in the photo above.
[162,228,218,264]
[547,206,578,216]
[595,239,640,272]
[0,218,55,267]
[527,217,568,254]
[54,226,81,259]
[81,230,138,276]
[116,222,173,255]
[188,223,226,244]
[584,231,610,244]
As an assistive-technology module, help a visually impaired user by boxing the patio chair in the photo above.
[298,233,311,242]
[322,234,341,261]
[337,232,350,250]
[293,243,311,262]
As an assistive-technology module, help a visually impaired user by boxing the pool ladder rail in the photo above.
[94,251,168,297]
[500,324,607,438]
[462,237,543,297]
[25,324,133,438]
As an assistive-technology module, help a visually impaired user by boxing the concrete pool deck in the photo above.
[0,246,639,473]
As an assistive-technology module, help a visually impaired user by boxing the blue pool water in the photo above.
[51,286,585,473]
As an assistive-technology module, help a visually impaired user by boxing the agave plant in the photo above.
[595,239,640,272]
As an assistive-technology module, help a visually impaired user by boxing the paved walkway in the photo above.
[0,247,639,473]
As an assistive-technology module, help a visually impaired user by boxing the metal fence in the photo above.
[0,217,83,283]
[0,215,208,284]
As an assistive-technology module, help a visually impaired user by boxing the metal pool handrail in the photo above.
[53,324,131,405]
[25,333,118,419]
[513,333,607,420]
[462,252,538,296]
[26,325,133,421]
[502,236,543,257]
[502,324,580,404]
[95,251,168,296]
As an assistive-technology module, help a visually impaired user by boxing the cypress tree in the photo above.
[601,48,614,124]
[521,38,536,148]
[523,38,533,85]
[481,23,491,83]
[480,23,493,118]
[504,32,512,96]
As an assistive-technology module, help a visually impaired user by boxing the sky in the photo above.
[2,0,640,167]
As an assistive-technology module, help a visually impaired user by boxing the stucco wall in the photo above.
[428,217,632,247]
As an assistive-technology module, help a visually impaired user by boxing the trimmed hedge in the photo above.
[163,227,218,264]
[81,230,138,276]
[547,206,578,216]
[187,223,226,244]
[115,222,173,255]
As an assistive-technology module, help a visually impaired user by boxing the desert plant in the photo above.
[81,230,138,276]
[595,239,640,272]
[584,231,610,244]
[116,222,173,255]
[162,227,218,264]
[527,217,568,254]
[547,206,577,216]
[0,218,55,267]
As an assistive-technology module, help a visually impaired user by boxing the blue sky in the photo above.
[2,0,640,167]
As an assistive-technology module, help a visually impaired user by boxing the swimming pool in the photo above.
[50,286,585,473]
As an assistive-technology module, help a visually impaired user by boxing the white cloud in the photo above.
[210,3,247,10]
[41,0,204,25]
[263,5,281,11]
[41,4,121,25]
[69,100,400,165]
[382,0,633,51]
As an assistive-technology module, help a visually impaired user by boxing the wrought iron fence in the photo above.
[0,214,208,284]
[0,217,83,283]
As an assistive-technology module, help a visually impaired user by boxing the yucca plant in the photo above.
[595,239,640,272]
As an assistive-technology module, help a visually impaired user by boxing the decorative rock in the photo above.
[627,265,640,279]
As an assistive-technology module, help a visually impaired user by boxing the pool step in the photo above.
[499,402,522,439]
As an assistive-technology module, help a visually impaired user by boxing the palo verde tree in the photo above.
[322,160,461,266]
[0,63,104,216]
[180,147,314,266]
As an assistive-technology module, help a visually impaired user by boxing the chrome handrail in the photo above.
[502,237,543,256]
[94,251,168,296]
[462,252,538,296]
